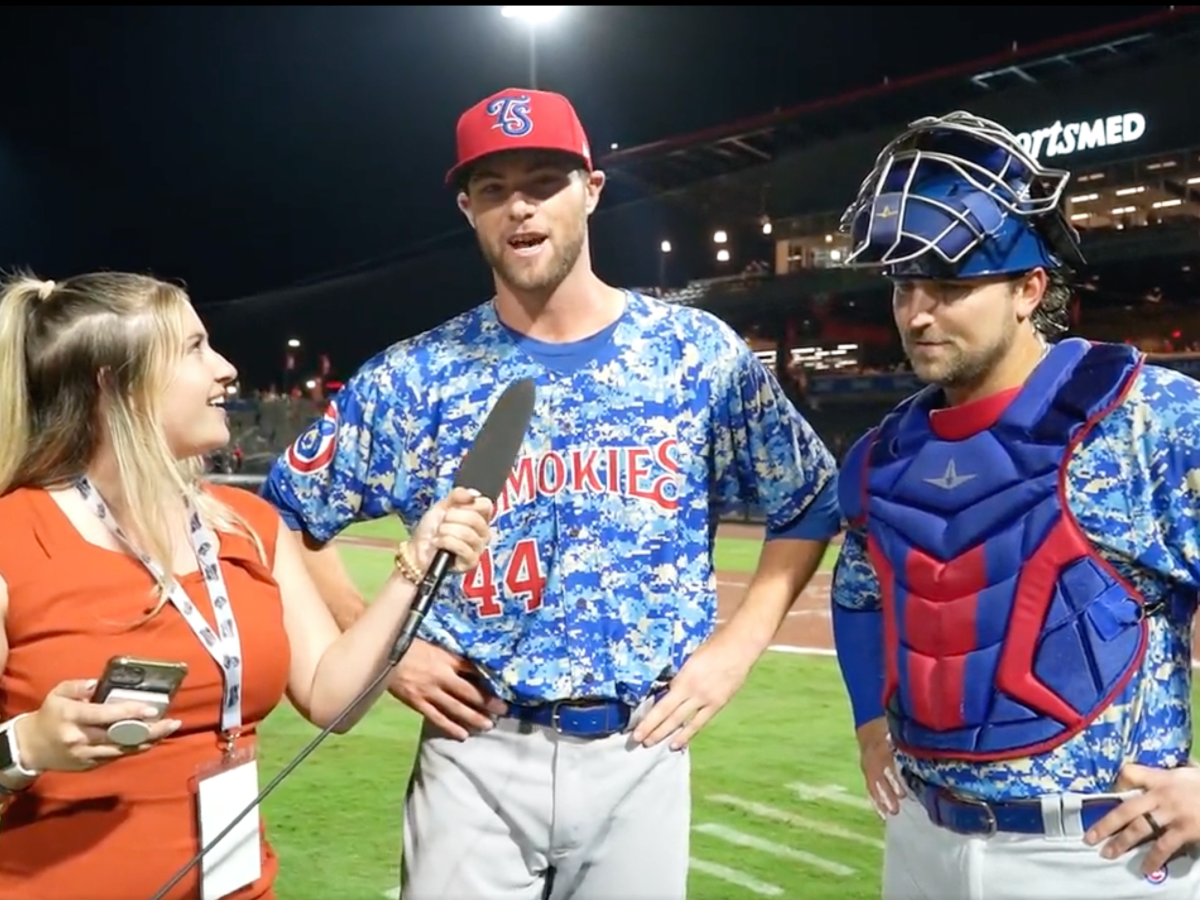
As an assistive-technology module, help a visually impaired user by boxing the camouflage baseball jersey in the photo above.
[263,291,837,706]
[832,359,1199,800]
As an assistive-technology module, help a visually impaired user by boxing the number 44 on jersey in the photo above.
[461,539,546,618]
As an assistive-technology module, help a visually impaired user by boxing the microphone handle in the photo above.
[388,548,453,666]
[146,548,458,900]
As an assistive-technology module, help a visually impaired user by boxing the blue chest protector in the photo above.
[856,338,1153,762]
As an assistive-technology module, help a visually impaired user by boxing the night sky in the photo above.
[0,5,1158,376]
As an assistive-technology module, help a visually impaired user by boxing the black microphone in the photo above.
[146,377,536,900]
[387,377,536,665]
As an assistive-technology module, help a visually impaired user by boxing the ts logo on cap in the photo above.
[487,94,534,138]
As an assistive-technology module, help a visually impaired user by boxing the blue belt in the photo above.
[902,769,1122,837]
[507,693,663,739]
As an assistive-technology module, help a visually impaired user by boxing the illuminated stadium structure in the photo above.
[595,5,1200,391]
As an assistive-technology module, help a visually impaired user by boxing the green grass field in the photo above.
[259,524,875,900]
[257,525,1200,899]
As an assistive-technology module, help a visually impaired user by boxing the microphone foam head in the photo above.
[453,378,536,501]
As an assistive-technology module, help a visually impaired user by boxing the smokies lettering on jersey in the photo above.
[262,291,836,707]
[493,441,682,520]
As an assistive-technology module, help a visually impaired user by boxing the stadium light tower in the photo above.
[501,6,565,90]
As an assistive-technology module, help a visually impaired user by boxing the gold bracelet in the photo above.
[394,540,424,584]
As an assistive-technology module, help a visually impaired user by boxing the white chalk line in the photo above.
[708,793,884,849]
[691,788,882,890]
[693,823,856,876]
[688,857,783,896]
[786,781,877,813]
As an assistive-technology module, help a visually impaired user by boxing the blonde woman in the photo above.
[0,271,495,900]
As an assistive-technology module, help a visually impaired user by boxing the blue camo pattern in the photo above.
[264,291,837,706]
[832,360,1200,800]
[835,360,1200,801]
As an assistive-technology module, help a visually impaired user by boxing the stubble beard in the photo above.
[480,227,585,298]
[904,321,1017,393]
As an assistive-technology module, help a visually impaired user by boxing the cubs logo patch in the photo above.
[1146,867,1169,886]
[286,400,339,475]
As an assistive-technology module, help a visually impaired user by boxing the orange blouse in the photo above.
[0,483,292,900]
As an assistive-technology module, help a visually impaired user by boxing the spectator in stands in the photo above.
[0,270,495,900]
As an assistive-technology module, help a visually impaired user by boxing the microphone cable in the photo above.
[146,631,420,900]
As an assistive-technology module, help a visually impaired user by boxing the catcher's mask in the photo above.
[839,111,1085,280]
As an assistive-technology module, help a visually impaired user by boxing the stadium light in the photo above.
[501,6,564,23]
[658,240,671,294]
[287,338,301,348]
[716,248,731,263]
[713,230,728,244]
[500,6,566,89]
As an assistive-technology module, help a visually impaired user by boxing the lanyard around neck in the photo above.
[74,477,245,739]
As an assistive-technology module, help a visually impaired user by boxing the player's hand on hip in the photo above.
[388,639,508,741]
[1085,762,1200,874]
[631,631,754,751]
[410,487,495,573]
[856,716,905,818]
[20,679,182,773]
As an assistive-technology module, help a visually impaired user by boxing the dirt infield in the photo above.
[336,526,834,654]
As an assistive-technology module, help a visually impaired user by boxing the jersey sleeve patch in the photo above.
[285,399,340,475]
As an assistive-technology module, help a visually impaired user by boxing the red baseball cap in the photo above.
[446,87,593,188]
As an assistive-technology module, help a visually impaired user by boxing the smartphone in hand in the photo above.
[93,656,188,745]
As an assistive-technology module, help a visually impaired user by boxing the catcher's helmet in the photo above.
[839,111,1085,279]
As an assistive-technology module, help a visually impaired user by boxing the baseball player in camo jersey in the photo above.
[829,109,1200,899]
[260,87,841,900]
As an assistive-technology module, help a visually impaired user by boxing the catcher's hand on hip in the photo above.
[1085,763,1200,874]
[857,716,905,817]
